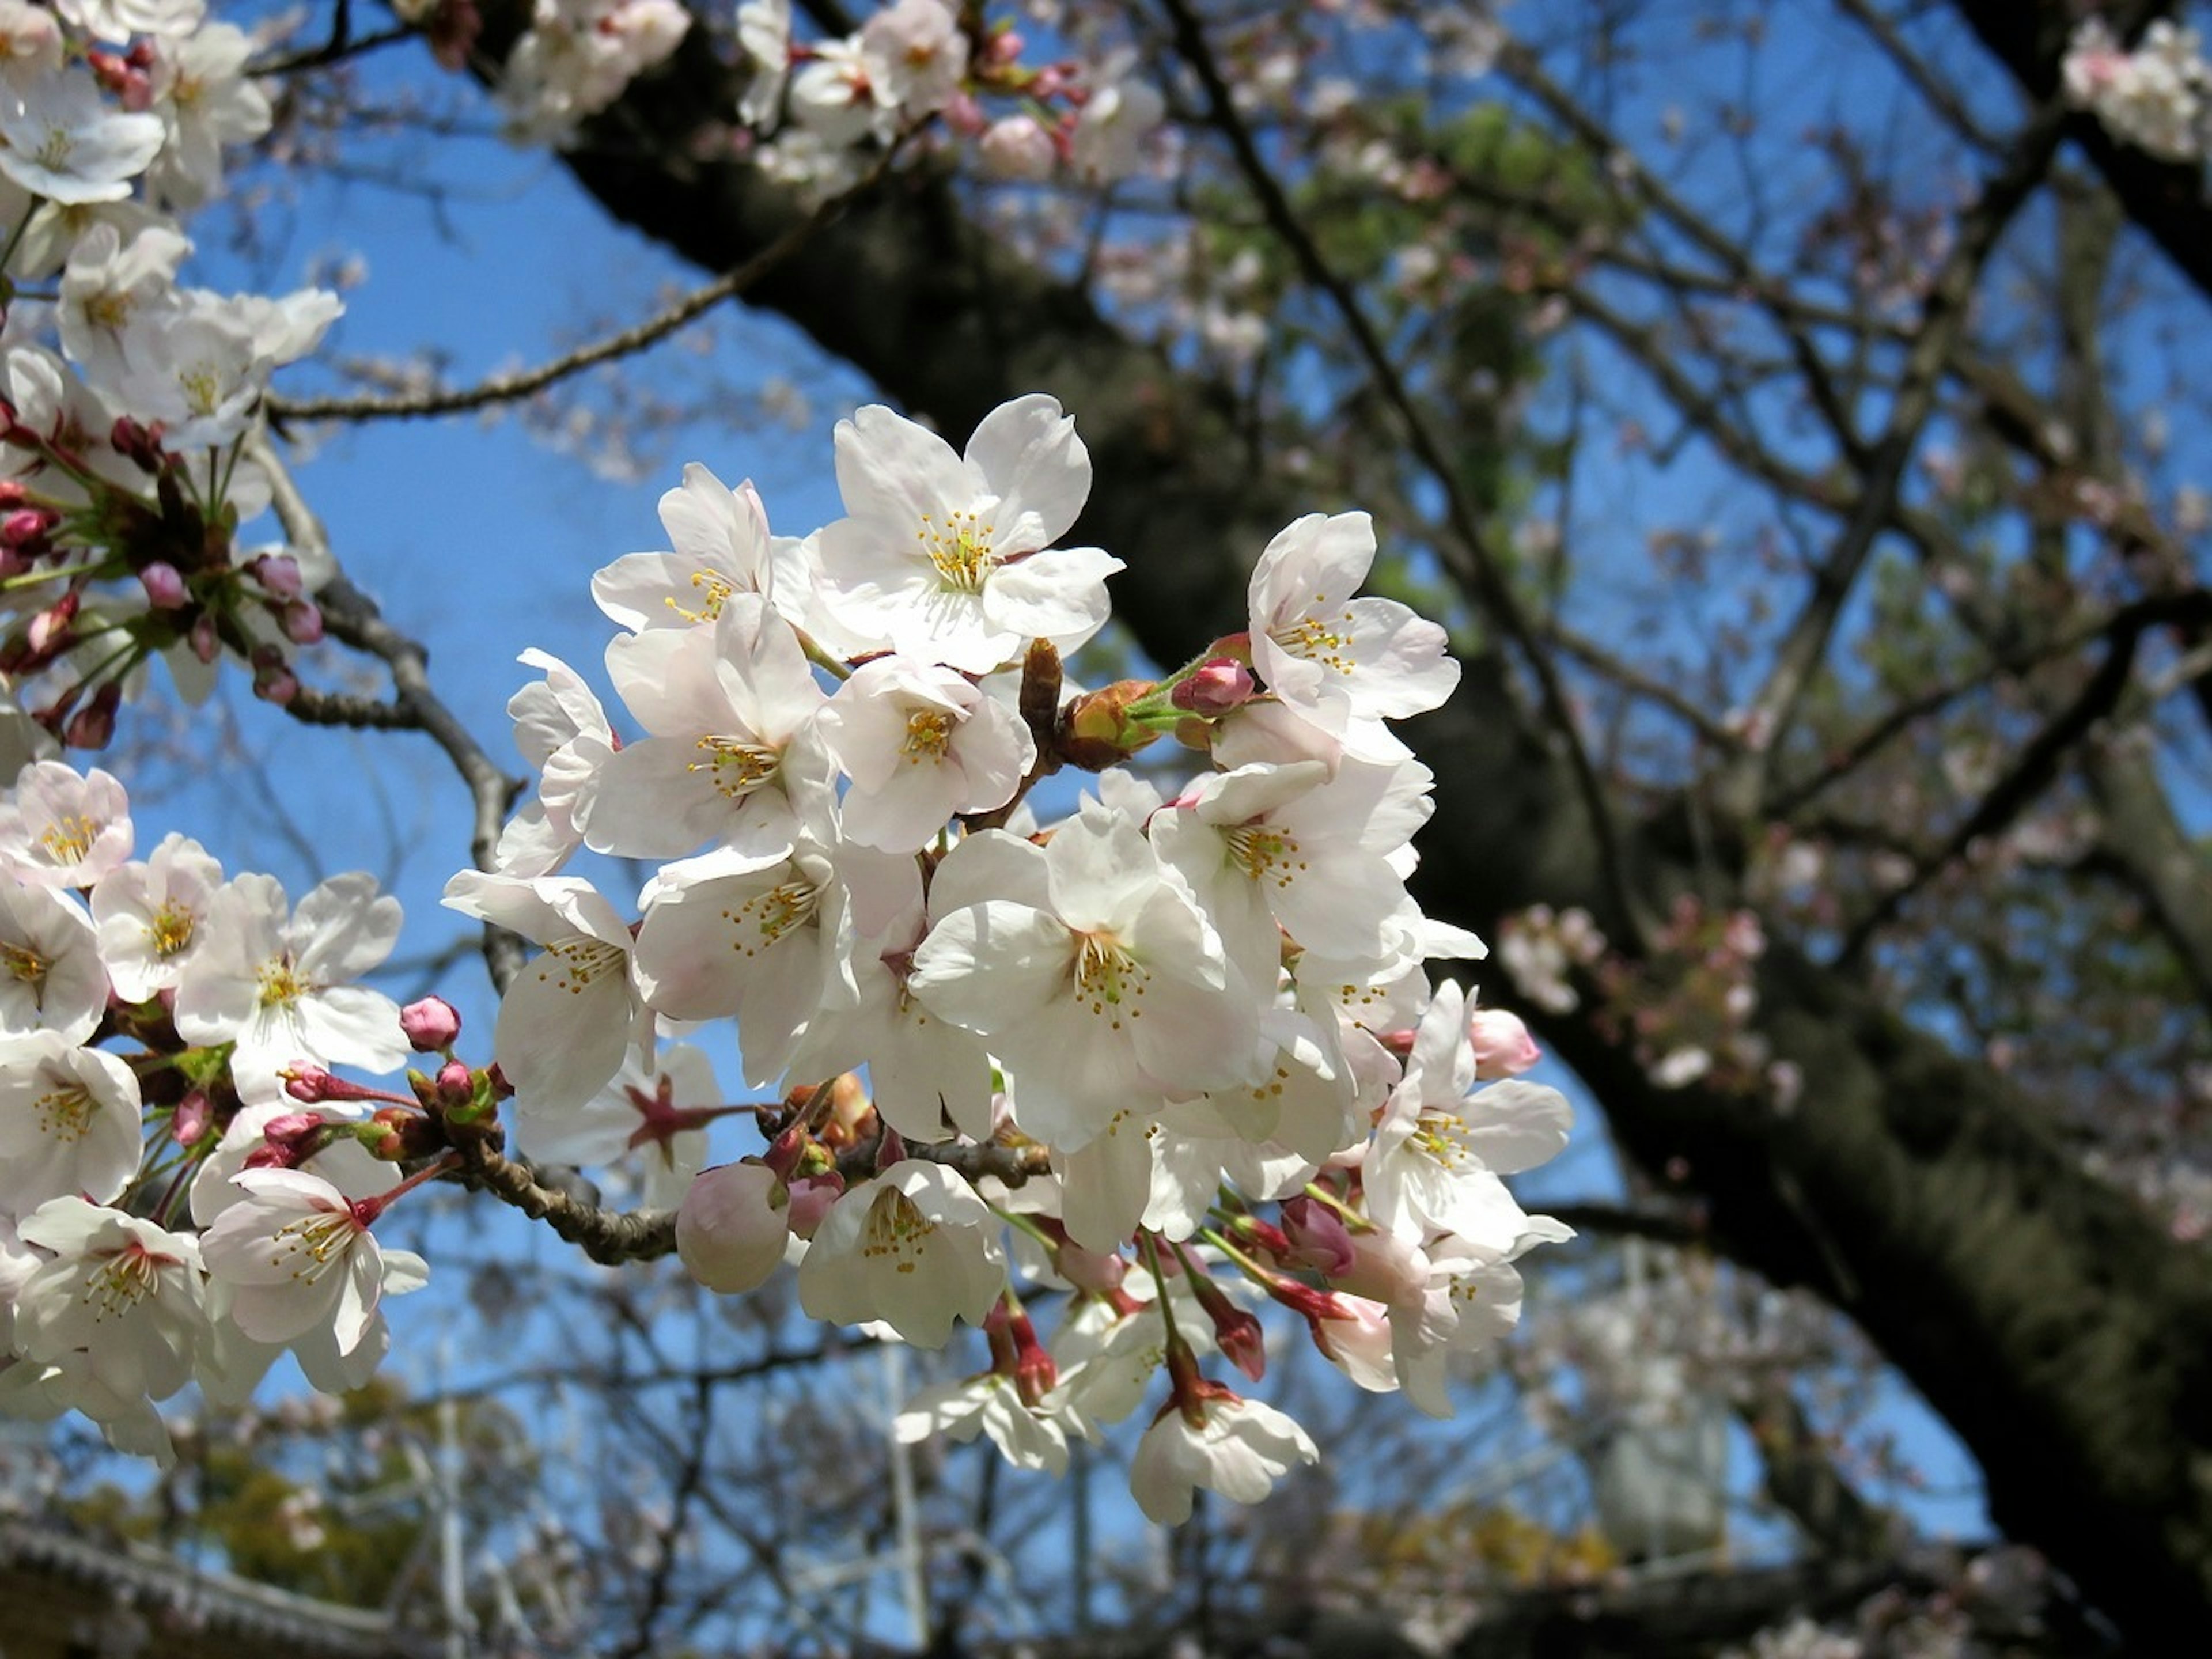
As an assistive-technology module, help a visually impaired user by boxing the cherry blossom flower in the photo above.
[491,649,615,878]
[173,871,408,1101]
[1128,1389,1317,1524]
[517,1042,719,1209]
[676,1161,790,1294]
[198,1168,427,1357]
[10,1198,204,1430]
[796,1159,1005,1346]
[584,595,831,861]
[1247,511,1460,761]
[0,760,131,887]
[817,396,1123,673]
[89,832,220,1001]
[0,1033,144,1211]
[0,68,164,203]
[909,805,1260,1151]
[895,1371,1070,1475]
[815,654,1035,851]
[0,880,106,1044]
[441,870,649,1115]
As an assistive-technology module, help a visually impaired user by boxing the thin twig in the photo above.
[268,154,894,425]
[1158,0,1654,948]
[248,429,527,989]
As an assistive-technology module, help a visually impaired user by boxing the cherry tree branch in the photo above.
[268,155,893,426]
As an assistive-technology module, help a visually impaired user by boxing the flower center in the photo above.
[1411,1110,1472,1171]
[535,935,627,994]
[1073,931,1148,1031]
[258,957,308,1010]
[179,362,225,418]
[148,902,196,959]
[37,813,100,867]
[665,570,736,624]
[1225,825,1305,889]
[34,124,73,172]
[83,1246,165,1321]
[1269,611,1358,677]
[917,508,996,595]
[35,1083,93,1142]
[722,874,823,957]
[0,938,50,987]
[860,1185,938,1274]
[902,707,955,763]
[688,735,781,798]
[271,1209,363,1283]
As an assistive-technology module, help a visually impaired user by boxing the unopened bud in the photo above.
[399,995,462,1052]
[110,416,166,471]
[281,599,323,645]
[189,612,220,663]
[253,661,299,706]
[62,683,119,750]
[283,1063,380,1104]
[677,1162,792,1293]
[1467,1005,1542,1079]
[171,1088,213,1148]
[368,1106,442,1161]
[1168,657,1256,714]
[138,560,188,609]
[247,552,305,599]
[434,1059,474,1107]
[1280,1195,1355,1278]
[0,507,50,548]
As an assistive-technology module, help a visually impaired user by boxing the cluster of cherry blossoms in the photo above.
[457,392,1574,1521]
[0,0,342,760]
[0,758,437,1463]
[2063,17,2211,164]
[732,0,1165,199]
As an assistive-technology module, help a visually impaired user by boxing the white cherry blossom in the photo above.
[797,1159,1006,1346]
[818,396,1123,674]
[815,654,1035,851]
[198,1167,427,1358]
[1128,1391,1317,1524]
[0,1033,143,1212]
[0,759,131,887]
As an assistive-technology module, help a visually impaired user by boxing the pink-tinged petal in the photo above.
[908,901,1068,1034]
[1457,1080,1573,1173]
[962,393,1090,550]
[1250,512,1377,627]
[982,544,1122,640]
[929,829,1051,918]
[1060,1126,1153,1252]
[833,404,974,529]
[604,618,731,734]
[494,948,635,1112]
[1339,597,1460,718]
[331,1243,378,1354]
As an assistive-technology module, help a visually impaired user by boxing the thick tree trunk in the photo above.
[533,35,2212,1644]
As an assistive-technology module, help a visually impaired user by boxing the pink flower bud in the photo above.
[1057,1237,1127,1295]
[1280,1195,1356,1278]
[676,1162,791,1293]
[25,593,76,656]
[941,90,987,135]
[62,684,119,751]
[189,612,220,662]
[399,995,462,1051]
[283,1063,381,1104]
[253,662,300,706]
[986,31,1024,65]
[281,599,324,645]
[979,113,1058,180]
[434,1059,474,1106]
[1169,657,1256,714]
[172,1088,213,1147]
[2,507,54,548]
[138,561,188,609]
[1213,1305,1267,1382]
[784,1171,844,1238]
[110,416,165,471]
[247,553,305,599]
[1467,1006,1541,1079]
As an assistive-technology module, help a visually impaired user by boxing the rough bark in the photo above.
[521,31,2212,1646]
